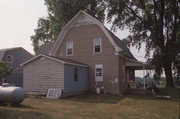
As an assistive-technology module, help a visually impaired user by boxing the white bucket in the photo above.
[96,88,100,94]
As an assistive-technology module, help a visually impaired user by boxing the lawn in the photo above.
[0,88,179,119]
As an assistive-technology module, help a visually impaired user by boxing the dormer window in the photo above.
[66,41,73,56]
[94,38,102,53]
[7,55,13,63]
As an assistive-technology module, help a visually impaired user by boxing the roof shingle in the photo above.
[107,29,136,60]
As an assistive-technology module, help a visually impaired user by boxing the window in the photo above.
[95,64,103,81]
[7,55,13,63]
[94,38,101,53]
[74,68,78,82]
[66,41,73,56]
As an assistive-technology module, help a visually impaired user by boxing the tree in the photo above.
[147,49,163,84]
[0,62,12,80]
[31,0,106,54]
[106,0,180,87]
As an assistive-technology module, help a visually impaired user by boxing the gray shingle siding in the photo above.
[23,57,64,92]
[0,47,33,86]
[3,48,33,68]
[5,70,23,87]
[0,51,5,61]
[64,64,88,93]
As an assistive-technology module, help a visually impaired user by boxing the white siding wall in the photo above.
[23,57,64,93]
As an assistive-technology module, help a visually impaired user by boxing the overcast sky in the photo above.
[0,0,149,77]
[0,0,47,53]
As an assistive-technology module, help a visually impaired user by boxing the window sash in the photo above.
[67,49,72,55]
[96,68,102,76]
[7,55,13,63]
[94,38,101,53]
[95,46,100,52]
[66,41,73,56]
[95,64,103,81]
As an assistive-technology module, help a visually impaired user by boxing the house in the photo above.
[0,47,33,86]
[22,11,146,95]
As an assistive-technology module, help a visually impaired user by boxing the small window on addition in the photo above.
[74,68,78,82]
[7,55,13,63]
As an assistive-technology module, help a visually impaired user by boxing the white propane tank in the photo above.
[96,87,100,94]
[0,84,26,104]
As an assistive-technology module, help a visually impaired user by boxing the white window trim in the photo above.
[95,64,103,82]
[93,38,102,54]
[66,41,73,56]
[7,55,13,63]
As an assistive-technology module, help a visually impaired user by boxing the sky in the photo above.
[0,0,47,54]
[0,0,149,77]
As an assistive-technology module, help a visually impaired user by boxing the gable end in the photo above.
[50,11,122,56]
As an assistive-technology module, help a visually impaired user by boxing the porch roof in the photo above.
[125,58,153,70]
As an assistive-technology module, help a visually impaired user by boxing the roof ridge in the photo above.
[0,47,22,51]
[21,54,88,67]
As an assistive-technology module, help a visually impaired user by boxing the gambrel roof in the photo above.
[48,10,136,60]
[107,30,136,60]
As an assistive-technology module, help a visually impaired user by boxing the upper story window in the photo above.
[7,55,13,63]
[94,38,102,53]
[66,41,73,56]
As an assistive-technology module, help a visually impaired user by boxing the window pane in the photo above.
[95,46,100,52]
[67,41,73,48]
[96,68,102,76]
[67,49,72,55]
[74,68,78,81]
[67,41,73,56]
[7,55,13,63]
[94,38,101,53]
[94,38,100,46]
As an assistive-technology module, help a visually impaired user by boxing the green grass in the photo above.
[0,88,179,119]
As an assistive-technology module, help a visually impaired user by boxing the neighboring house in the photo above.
[22,11,145,95]
[0,47,33,86]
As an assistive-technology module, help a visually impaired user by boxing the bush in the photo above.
[0,62,12,79]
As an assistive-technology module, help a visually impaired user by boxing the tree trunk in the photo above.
[163,59,175,87]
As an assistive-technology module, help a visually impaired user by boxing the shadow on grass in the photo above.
[156,87,180,98]
[0,103,34,109]
[0,109,50,119]
[124,87,179,102]
[65,93,125,104]
[65,88,179,104]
